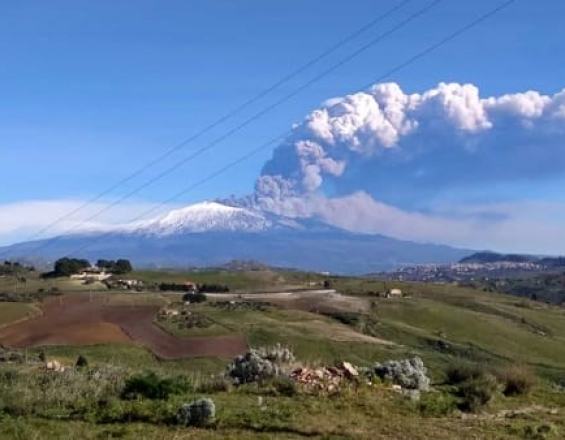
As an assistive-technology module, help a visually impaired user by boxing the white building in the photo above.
[70,267,112,281]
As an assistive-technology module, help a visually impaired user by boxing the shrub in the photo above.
[418,392,458,416]
[371,357,430,391]
[499,365,536,396]
[121,372,190,400]
[177,398,215,427]
[182,291,207,304]
[227,345,295,385]
[325,311,361,326]
[76,355,89,368]
[445,362,487,385]
[267,375,298,397]
[523,424,556,440]
[197,375,232,393]
[457,373,498,412]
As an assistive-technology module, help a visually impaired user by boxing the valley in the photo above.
[0,264,564,438]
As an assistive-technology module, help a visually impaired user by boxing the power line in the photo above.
[14,0,414,247]
[24,0,442,255]
[60,0,516,259]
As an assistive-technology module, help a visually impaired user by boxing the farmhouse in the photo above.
[70,267,112,281]
[385,288,403,298]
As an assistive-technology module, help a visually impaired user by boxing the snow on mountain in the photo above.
[133,201,272,235]
[0,199,473,273]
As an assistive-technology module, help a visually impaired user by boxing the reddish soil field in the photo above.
[0,295,247,360]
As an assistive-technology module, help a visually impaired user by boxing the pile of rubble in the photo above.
[290,361,359,393]
[45,360,66,373]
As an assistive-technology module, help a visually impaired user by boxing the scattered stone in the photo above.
[340,361,359,378]
[290,362,360,392]
[46,360,65,373]
[177,398,216,427]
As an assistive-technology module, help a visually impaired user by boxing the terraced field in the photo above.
[0,294,247,359]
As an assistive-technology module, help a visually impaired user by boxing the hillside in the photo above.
[0,270,563,438]
[461,251,565,268]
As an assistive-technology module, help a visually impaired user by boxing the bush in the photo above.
[445,362,487,385]
[227,345,295,385]
[523,424,556,440]
[197,375,232,393]
[76,355,88,368]
[121,372,190,400]
[371,357,430,391]
[457,373,498,412]
[182,291,207,304]
[418,392,458,416]
[267,376,298,397]
[499,365,536,396]
[177,398,215,427]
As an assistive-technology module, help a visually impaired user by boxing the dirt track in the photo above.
[0,295,247,360]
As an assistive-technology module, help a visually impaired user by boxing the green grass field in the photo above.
[0,302,39,328]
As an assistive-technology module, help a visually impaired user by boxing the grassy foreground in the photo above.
[0,274,564,438]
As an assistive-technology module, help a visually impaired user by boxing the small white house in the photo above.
[70,267,112,281]
[385,288,402,298]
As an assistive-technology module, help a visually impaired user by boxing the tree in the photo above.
[96,258,132,274]
[115,259,133,274]
[183,292,207,303]
[76,355,89,368]
[53,258,90,277]
[96,259,112,269]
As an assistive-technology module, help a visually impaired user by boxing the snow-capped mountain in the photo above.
[133,201,272,235]
[0,201,472,274]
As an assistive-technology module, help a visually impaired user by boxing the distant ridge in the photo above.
[460,251,565,268]
[459,252,537,264]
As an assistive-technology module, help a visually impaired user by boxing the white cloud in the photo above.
[0,199,175,246]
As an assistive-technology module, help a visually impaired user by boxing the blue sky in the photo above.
[1,0,565,251]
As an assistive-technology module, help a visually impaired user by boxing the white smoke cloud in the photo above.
[254,82,565,252]
[259,81,565,200]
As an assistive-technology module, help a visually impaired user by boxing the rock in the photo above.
[46,360,65,372]
[177,398,216,427]
[340,361,359,378]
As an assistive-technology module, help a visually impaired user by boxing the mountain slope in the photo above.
[132,201,272,235]
[0,201,472,273]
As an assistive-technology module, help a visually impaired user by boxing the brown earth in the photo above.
[0,295,247,360]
